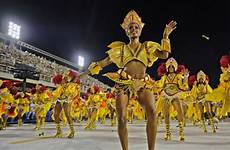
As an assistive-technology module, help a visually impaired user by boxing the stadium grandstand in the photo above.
[0,32,111,93]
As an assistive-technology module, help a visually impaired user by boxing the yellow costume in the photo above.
[53,82,79,104]
[0,88,14,117]
[127,97,136,123]
[0,87,14,130]
[106,92,116,126]
[190,71,216,133]
[88,11,171,98]
[190,82,212,103]
[15,93,30,126]
[33,88,52,130]
[53,82,80,125]
[98,93,109,125]
[156,58,188,112]
[156,58,188,141]
[205,70,230,118]
[52,70,80,138]
[85,90,102,130]
[84,10,177,149]
[80,101,88,121]
[70,98,81,123]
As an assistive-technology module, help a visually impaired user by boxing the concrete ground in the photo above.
[0,121,229,150]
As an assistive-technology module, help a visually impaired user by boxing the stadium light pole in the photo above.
[78,55,85,70]
[8,21,21,40]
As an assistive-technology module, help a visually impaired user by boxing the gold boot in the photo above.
[111,118,116,126]
[67,123,75,138]
[85,119,91,130]
[3,119,7,130]
[179,121,185,141]
[54,123,63,138]
[0,118,3,130]
[17,119,23,127]
[209,118,216,133]
[164,124,171,141]
[41,118,46,128]
[101,117,106,125]
[201,120,207,133]
[33,119,40,130]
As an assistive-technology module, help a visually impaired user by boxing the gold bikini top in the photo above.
[164,74,180,85]
[157,73,188,91]
[106,41,162,68]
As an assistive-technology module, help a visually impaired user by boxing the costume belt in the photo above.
[104,69,155,98]
[103,69,151,84]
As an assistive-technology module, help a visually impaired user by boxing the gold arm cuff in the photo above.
[161,38,171,53]
[88,62,102,75]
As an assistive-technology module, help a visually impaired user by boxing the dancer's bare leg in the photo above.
[116,91,129,150]
[138,89,157,150]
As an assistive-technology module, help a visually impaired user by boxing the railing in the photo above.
[0,32,111,90]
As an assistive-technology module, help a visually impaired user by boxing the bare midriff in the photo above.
[123,60,146,79]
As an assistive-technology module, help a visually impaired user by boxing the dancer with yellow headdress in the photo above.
[81,10,177,150]
[0,80,14,130]
[98,90,109,125]
[106,89,117,126]
[205,55,230,118]
[14,91,30,127]
[156,58,189,141]
[190,70,216,133]
[85,85,102,130]
[6,87,19,124]
[33,84,52,130]
[52,70,80,138]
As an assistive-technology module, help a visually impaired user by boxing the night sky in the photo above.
[0,0,229,87]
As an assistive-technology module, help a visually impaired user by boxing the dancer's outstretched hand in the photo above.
[163,20,177,38]
[183,69,190,78]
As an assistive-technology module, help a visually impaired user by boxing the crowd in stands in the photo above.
[0,41,110,92]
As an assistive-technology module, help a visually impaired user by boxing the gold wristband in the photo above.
[161,38,171,53]
[88,62,102,75]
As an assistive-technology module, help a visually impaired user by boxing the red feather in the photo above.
[75,79,81,85]
[94,86,100,94]
[1,80,13,89]
[38,85,47,93]
[106,92,115,99]
[157,63,167,77]
[206,75,210,82]
[52,74,63,85]
[220,55,230,68]
[68,70,78,81]
[177,65,186,74]
[188,75,196,87]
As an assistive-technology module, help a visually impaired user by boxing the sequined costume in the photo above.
[190,71,216,133]
[205,55,230,118]
[85,86,102,130]
[52,70,80,138]
[33,85,52,130]
[156,58,188,141]
[84,10,177,150]
[14,92,30,127]
[106,90,117,126]
[0,80,14,130]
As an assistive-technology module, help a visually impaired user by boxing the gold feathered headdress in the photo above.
[166,57,178,71]
[197,70,206,81]
[121,10,145,30]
